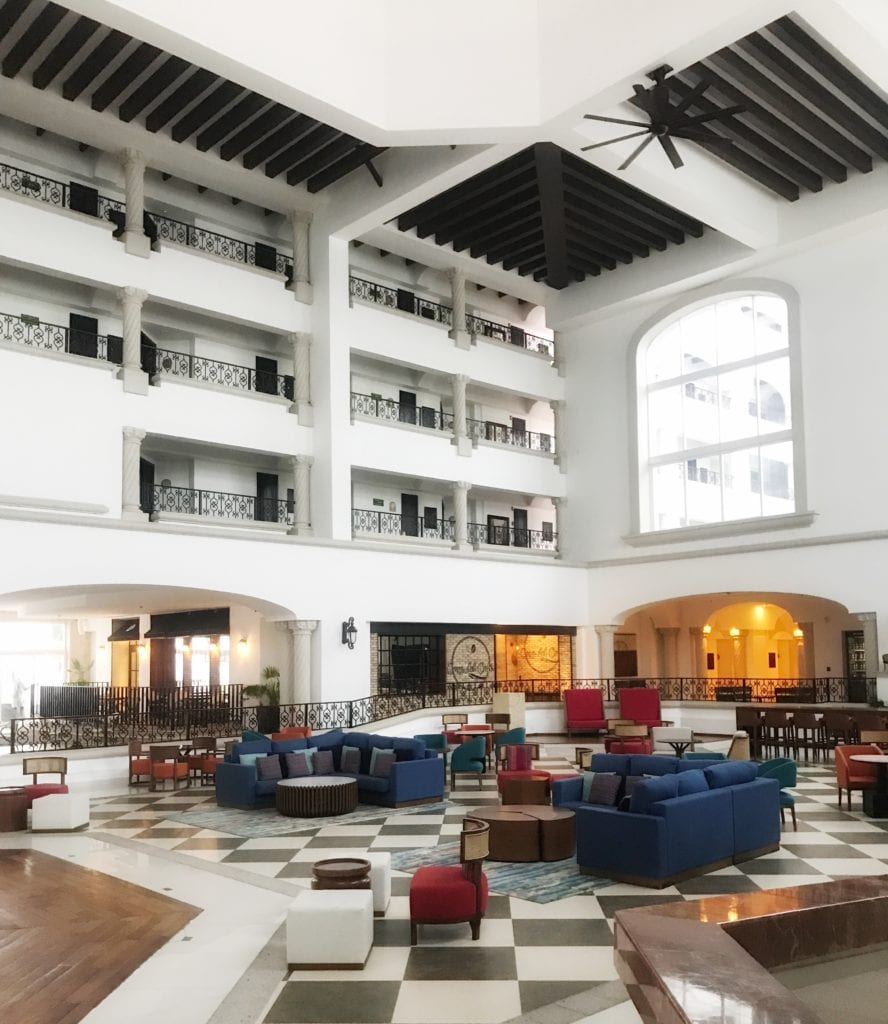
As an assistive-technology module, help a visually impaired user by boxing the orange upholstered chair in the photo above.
[835,743,882,810]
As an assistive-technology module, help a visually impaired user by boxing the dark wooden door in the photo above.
[399,390,417,425]
[513,508,528,547]
[139,458,155,513]
[255,356,278,395]
[255,472,279,522]
[401,493,419,536]
[69,313,98,359]
[487,514,510,545]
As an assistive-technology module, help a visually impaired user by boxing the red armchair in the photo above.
[618,688,665,728]
[564,689,607,737]
[410,817,490,944]
[835,743,882,810]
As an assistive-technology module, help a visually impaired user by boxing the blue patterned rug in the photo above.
[161,800,452,837]
[390,843,611,903]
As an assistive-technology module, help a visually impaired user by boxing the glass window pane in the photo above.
[723,447,762,521]
[680,306,717,372]
[716,296,756,365]
[753,294,788,355]
[761,441,794,516]
[685,454,722,525]
[682,374,719,448]
[651,462,685,531]
[647,323,681,382]
[755,357,791,434]
[648,385,684,456]
[717,365,757,442]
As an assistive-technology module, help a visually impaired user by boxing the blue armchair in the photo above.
[450,736,486,790]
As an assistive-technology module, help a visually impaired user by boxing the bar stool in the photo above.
[792,710,825,762]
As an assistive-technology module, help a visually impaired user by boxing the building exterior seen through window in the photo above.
[640,293,795,531]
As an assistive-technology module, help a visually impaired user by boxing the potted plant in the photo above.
[243,665,281,734]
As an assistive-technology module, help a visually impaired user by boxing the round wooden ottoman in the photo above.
[276,776,358,817]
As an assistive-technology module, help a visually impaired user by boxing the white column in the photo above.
[290,455,313,537]
[121,148,150,258]
[290,211,313,304]
[289,331,313,425]
[452,480,469,551]
[121,427,147,521]
[117,286,149,395]
[447,268,470,349]
[551,399,565,471]
[287,620,318,704]
[552,497,565,557]
[594,624,618,679]
[451,373,472,456]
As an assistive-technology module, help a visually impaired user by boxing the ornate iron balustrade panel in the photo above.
[467,522,557,551]
[149,485,293,525]
[352,508,453,541]
[351,392,451,431]
[0,160,67,208]
[0,311,112,361]
[465,418,555,454]
[349,275,397,308]
[153,347,293,398]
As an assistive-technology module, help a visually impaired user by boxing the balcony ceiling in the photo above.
[0,0,385,192]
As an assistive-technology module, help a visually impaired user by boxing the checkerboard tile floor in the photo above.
[87,752,888,1024]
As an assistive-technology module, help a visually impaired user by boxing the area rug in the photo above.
[390,843,611,903]
[161,800,452,838]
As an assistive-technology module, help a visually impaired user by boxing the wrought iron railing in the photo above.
[352,507,453,542]
[466,417,555,454]
[146,484,293,525]
[0,311,116,362]
[467,522,557,551]
[349,275,554,358]
[153,346,294,399]
[350,392,453,431]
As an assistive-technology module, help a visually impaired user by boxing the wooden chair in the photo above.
[410,817,490,944]
[128,740,151,785]
[149,745,189,792]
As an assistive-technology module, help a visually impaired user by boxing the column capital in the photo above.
[118,286,149,305]
[122,427,146,442]
[594,624,619,637]
[290,209,313,226]
[289,619,319,634]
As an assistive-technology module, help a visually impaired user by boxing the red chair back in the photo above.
[618,687,662,725]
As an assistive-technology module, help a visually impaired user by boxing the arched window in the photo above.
[637,292,798,533]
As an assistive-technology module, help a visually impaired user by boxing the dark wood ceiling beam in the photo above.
[739,34,888,161]
[564,187,670,250]
[465,212,542,259]
[416,174,537,240]
[286,131,356,184]
[2,2,66,79]
[425,185,538,244]
[0,0,30,42]
[566,227,631,265]
[708,49,871,173]
[669,75,808,197]
[501,238,547,272]
[770,16,888,134]
[517,253,547,276]
[62,27,128,100]
[145,67,217,132]
[693,59,846,182]
[32,14,99,89]
[170,80,242,142]
[219,103,291,160]
[567,208,649,257]
[533,143,571,290]
[563,173,682,244]
[446,194,540,250]
[195,93,267,151]
[563,151,705,236]
[118,54,189,122]
[307,143,385,193]
[397,152,535,231]
[244,113,313,171]
[91,42,160,111]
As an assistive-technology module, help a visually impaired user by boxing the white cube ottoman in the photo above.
[31,792,90,832]
[363,851,392,916]
[286,888,373,970]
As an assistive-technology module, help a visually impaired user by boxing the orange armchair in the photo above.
[835,743,882,810]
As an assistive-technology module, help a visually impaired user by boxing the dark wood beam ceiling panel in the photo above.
[170,80,242,142]
[91,42,160,111]
[31,13,98,89]
[307,143,384,193]
[2,1,66,78]
[145,67,217,132]
[62,27,127,100]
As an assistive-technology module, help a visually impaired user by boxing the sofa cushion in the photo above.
[588,754,631,775]
[582,772,621,806]
[355,773,390,794]
[676,769,709,796]
[284,750,313,778]
[313,749,335,776]
[256,755,283,781]
[340,745,361,774]
[370,748,397,779]
[238,752,263,769]
[629,755,679,777]
[704,761,757,789]
[629,774,680,814]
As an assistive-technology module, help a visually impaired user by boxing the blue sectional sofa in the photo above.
[552,753,780,888]
[215,729,445,809]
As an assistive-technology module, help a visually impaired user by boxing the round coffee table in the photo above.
[472,805,575,862]
[276,776,358,817]
[0,788,28,832]
[311,857,371,890]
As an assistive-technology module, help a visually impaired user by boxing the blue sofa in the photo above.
[552,753,780,888]
[215,729,445,809]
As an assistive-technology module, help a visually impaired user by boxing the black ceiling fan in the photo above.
[581,65,743,171]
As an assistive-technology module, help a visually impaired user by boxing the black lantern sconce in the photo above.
[341,617,358,650]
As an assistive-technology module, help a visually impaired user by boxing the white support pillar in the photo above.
[290,211,313,304]
[290,455,313,537]
[118,286,149,395]
[447,268,470,349]
[552,497,565,558]
[121,427,147,521]
[287,620,318,705]
[289,331,313,425]
[121,148,150,258]
[594,624,618,679]
[550,399,565,471]
[451,373,472,456]
[452,481,469,551]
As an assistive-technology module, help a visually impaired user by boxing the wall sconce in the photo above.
[702,624,712,635]
[237,637,248,655]
[341,617,358,650]
[729,627,740,638]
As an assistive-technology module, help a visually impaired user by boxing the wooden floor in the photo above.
[0,848,199,1024]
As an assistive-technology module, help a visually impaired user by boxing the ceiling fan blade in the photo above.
[618,132,655,171]
[581,129,650,151]
[684,106,745,126]
[583,114,650,128]
[658,133,684,169]
[674,78,710,115]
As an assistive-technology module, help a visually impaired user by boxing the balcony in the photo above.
[143,484,294,529]
[352,508,453,542]
[153,348,294,400]
[348,274,555,359]
[0,158,293,282]
[1,311,118,363]
[350,392,453,431]
[467,417,555,455]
